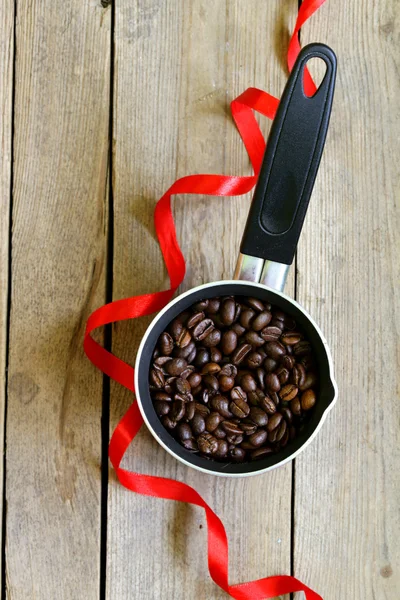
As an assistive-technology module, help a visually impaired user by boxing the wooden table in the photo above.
[1,1,398,598]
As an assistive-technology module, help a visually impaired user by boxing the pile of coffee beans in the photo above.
[149,296,318,463]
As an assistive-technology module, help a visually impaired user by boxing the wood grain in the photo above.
[108,1,296,598]
[6,1,111,597]
[294,1,400,598]
[0,0,14,592]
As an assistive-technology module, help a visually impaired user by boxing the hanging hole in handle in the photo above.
[303,57,328,97]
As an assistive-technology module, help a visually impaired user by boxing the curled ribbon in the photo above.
[84,1,327,598]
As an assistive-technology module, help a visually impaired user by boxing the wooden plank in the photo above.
[109,1,296,598]
[0,0,14,592]
[294,2,400,598]
[6,1,111,598]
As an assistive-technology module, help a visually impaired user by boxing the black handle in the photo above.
[240,43,337,265]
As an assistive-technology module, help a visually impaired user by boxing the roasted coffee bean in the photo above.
[165,358,187,376]
[259,394,277,415]
[192,413,206,435]
[221,330,238,355]
[162,416,176,430]
[290,397,302,416]
[180,366,195,380]
[279,384,298,401]
[281,354,296,370]
[285,315,297,330]
[251,447,274,460]
[265,372,281,393]
[214,426,227,439]
[192,318,215,341]
[299,371,318,392]
[176,328,191,348]
[226,433,243,446]
[301,389,316,411]
[206,412,223,432]
[252,310,272,331]
[264,357,278,372]
[194,348,210,367]
[193,299,209,311]
[239,421,258,435]
[194,403,210,417]
[229,447,246,462]
[230,386,247,403]
[210,347,222,363]
[201,362,221,375]
[275,419,287,442]
[176,377,191,394]
[293,341,312,357]
[291,363,306,387]
[232,322,246,336]
[231,343,252,365]
[276,366,290,385]
[247,388,265,406]
[154,400,171,417]
[202,389,210,404]
[187,311,205,329]
[249,429,268,447]
[240,373,257,393]
[153,348,160,360]
[187,372,202,389]
[177,423,192,441]
[268,428,279,443]
[244,330,265,347]
[169,318,183,341]
[249,406,268,427]
[300,354,315,370]
[173,340,196,359]
[230,396,250,418]
[203,329,221,347]
[265,341,286,360]
[245,297,265,312]
[159,332,174,355]
[240,441,256,451]
[214,440,228,458]
[210,395,232,418]
[281,332,302,345]
[150,368,165,389]
[191,384,202,396]
[219,375,235,392]
[177,311,191,324]
[281,407,293,424]
[266,412,283,432]
[197,432,218,455]
[185,401,196,420]
[182,438,198,451]
[220,298,236,325]
[203,374,219,392]
[260,326,282,342]
[221,420,243,435]
[206,298,221,314]
[170,400,186,422]
[272,309,286,322]
[220,363,238,377]
[240,309,255,329]
[247,351,263,369]
[164,377,176,394]
[152,391,172,402]
[280,427,290,447]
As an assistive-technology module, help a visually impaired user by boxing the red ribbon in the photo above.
[84,1,327,597]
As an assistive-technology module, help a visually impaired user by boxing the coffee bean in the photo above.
[240,309,255,329]
[180,366,195,380]
[300,355,315,370]
[290,397,301,416]
[177,311,191,324]
[264,357,278,372]
[193,318,215,341]
[159,332,174,355]
[249,406,268,427]
[230,396,250,418]
[281,332,302,345]
[239,373,257,393]
[230,386,247,403]
[267,412,283,432]
[206,298,221,314]
[194,348,210,367]
[259,395,277,415]
[203,329,221,347]
[210,347,222,363]
[202,389,210,404]
[231,343,252,365]
[252,311,272,331]
[245,297,265,312]
[182,438,198,451]
[281,355,296,370]
[210,395,232,418]
[281,407,293,424]
[244,330,265,347]
[177,423,192,441]
[226,434,244,446]
[221,420,243,435]
[176,328,191,348]
[197,432,218,455]
[220,298,236,325]
[249,430,268,447]
[153,348,160,360]
[164,377,176,394]
[192,413,206,435]
[229,447,246,462]
[201,362,221,375]
[203,374,219,392]
[280,427,290,447]
[221,330,238,355]
[193,299,209,311]
[206,412,223,432]
[232,322,246,336]
[187,372,202,389]
[276,366,290,385]
[220,363,238,377]
[268,428,279,443]
[173,340,196,359]
[251,447,274,460]
[214,440,228,458]
[152,391,172,402]
[219,375,235,392]
[293,341,312,357]
[165,358,187,376]
[187,311,205,329]
[162,416,176,430]
[214,426,227,439]
[260,326,282,342]
[291,363,306,387]
[301,389,316,411]
[274,419,287,442]
[247,351,263,368]
[299,371,318,392]
[169,318,183,342]
[194,403,210,417]
[176,377,191,394]
[239,421,257,435]
[150,368,165,388]
[265,372,281,393]
[270,318,285,331]
[170,400,186,422]
[265,341,286,360]
[185,401,196,420]
[154,400,171,417]
[279,384,298,401]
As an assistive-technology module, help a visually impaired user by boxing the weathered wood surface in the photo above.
[6,2,111,598]
[108,1,295,598]
[0,1,14,593]
[294,1,400,599]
